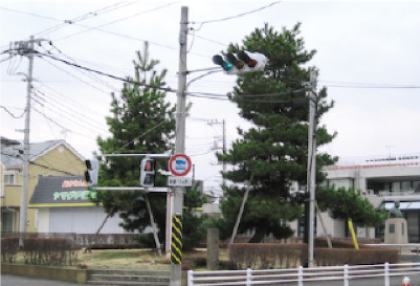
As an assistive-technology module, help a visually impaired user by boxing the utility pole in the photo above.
[18,36,35,247]
[307,69,317,268]
[207,119,227,190]
[170,6,188,286]
[222,119,226,189]
[4,36,46,246]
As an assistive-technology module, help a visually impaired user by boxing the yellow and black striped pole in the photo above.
[171,214,182,265]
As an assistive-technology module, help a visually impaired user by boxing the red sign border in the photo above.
[169,154,192,177]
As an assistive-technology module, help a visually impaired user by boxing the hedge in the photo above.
[228,243,399,269]
[1,235,80,266]
[315,248,398,266]
[228,243,307,269]
[1,237,19,263]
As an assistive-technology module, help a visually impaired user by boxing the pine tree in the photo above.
[217,23,336,243]
[96,42,176,242]
[316,186,388,227]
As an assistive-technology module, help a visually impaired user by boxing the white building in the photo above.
[29,176,128,234]
[291,153,420,242]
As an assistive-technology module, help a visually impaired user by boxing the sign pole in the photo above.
[171,6,188,286]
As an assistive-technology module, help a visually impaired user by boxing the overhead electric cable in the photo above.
[1,55,14,63]
[36,102,108,135]
[54,2,180,41]
[32,107,99,140]
[42,43,119,91]
[191,1,281,25]
[191,33,227,46]
[39,55,112,94]
[2,4,211,58]
[35,51,177,93]
[1,105,26,118]
[112,119,169,154]
[36,1,139,36]
[33,91,109,132]
[1,7,61,21]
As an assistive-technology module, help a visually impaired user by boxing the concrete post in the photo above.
[206,228,219,270]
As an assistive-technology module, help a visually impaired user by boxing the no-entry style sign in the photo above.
[169,154,192,176]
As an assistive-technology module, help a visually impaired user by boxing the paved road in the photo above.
[2,273,419,286]
[1,275,81,286]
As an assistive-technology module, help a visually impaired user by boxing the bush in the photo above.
[134,233,156,248]
[228,243,307,269]
[22,237,80,266]
[314,248,398,266]
[1,237,19,263]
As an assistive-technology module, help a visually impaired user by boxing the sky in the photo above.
[1,0,420,196]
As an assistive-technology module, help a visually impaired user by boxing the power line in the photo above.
[1,105,26,118]
[189,150,215,157]
[32,107,99,140]
[38,106,86,174]
[36,1,140,36]
[191,33,227,47]
[1,55,15,63]
[33,91,109,133]
[191,1,282,26]
[112,119,170,154]
[33,99,108,135]
[34,51,177,93]
[41,43,120,91]
[35,82,107,117]
[1,4,211,58]
[54,2,180,41]
[0,7,61,21]
[39,55,112,94]
[34,90,106,127]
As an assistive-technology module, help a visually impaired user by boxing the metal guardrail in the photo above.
[188,262,420,286]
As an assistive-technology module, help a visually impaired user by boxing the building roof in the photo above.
[0,139,85,169]
[29,176,98,208]
[1,136,20,147]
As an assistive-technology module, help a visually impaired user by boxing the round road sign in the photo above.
[169,154,192,176]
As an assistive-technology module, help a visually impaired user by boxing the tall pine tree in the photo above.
[96,42,176,241]
[217,23,336,243]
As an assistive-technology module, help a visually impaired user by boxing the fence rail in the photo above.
[188,262,420,286]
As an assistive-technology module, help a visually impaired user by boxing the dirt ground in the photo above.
[75,248,225,270]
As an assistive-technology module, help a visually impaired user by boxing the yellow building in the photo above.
[1,137,85,233]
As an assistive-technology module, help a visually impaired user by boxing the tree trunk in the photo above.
[248,225,268,243]
[84,205,116,253]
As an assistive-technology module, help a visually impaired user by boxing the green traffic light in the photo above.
[213,55,233,71]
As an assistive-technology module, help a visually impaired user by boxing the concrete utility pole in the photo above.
[222,119,226,188]
[207,119,227,190]
[307,70,318,267]
[170,6,188,286]
[19,36,35,246]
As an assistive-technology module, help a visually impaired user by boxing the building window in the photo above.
[413,181,420,193]
[401,181,412,192]
[4,173,16,185]
[37,174,44,184]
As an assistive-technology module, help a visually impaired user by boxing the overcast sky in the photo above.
[1,0,419,195]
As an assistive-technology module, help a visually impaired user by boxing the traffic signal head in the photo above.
[212,50,267,75]
[140,158,155,188]
[84,159,99,186]
[212,55,234,71]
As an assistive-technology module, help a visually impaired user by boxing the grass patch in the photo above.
[8,248,229,270]
[94,250,146,260]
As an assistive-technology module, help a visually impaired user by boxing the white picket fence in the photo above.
[188,262,420,286]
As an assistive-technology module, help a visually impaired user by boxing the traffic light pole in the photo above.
[170,6,188,286]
